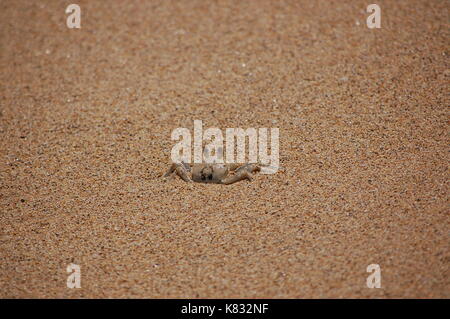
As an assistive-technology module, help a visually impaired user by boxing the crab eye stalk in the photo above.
[208,174,213,180]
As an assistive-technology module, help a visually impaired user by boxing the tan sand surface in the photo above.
[0,0,449,298]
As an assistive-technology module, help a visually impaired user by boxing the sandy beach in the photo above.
[0,0,448,298]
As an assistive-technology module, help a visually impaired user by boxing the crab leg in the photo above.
[234,163,261,174]
[164,163,192,182]
[221,170,253,185]
[163,163,178,177]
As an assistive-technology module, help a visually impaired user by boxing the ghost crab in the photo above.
[163,162,262,184]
